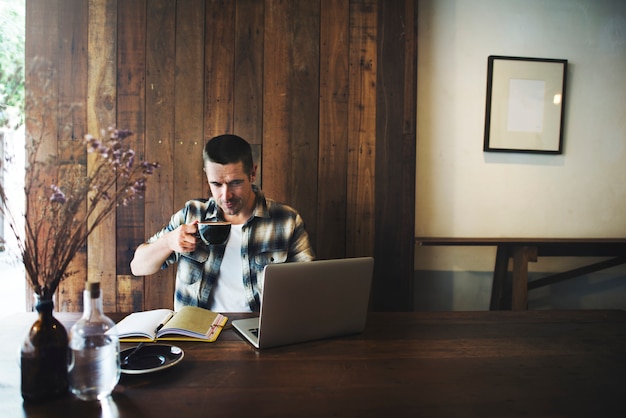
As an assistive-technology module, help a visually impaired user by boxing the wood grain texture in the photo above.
[233,0,264,146]
[3,310,625,417]
[174,0,206,207]
[87,0,118,312]
[204,0,235,140]
[233,1,264,190]
[287,0,320,248]
[56,0,89,311]
[262,0,290,204]
[263,0,320,249]
[144,0,176,310]
[24,0,418,312]
[317,0,349,259]
[116,0,147,288]
[347,0,376,258]
[373,0,416,311]
[24,0,60,311]
[116,274,143,312]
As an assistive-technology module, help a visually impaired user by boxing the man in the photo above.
[130,134,315,312]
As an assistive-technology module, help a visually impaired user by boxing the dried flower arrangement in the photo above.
[0,63,158,300]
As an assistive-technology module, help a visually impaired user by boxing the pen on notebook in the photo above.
[154,312,175,334]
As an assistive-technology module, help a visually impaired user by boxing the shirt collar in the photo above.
[251,185,270,220]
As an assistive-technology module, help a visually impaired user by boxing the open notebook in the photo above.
[232,257,374,349]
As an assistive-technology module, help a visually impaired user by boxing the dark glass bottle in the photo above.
[20,295,69,403]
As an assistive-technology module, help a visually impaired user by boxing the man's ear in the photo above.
[250,164,257,184]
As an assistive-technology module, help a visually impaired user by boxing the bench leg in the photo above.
[490,245,512,310]
[511,246,537,310]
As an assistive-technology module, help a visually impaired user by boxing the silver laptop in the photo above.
[232,257,374,349]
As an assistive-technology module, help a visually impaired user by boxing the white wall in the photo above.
[414,0,626,310]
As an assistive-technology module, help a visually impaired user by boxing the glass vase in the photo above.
[20,295,69,403]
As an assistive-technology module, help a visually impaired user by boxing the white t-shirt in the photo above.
[207,224,251,312]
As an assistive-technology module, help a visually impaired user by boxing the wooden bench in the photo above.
[415,238,626,310]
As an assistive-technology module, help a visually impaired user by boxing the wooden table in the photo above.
[416,237,626,310]
[2,310,626,417]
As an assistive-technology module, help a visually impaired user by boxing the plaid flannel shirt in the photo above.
[147,186,315,311]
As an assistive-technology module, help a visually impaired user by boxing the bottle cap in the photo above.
[86,281,101,298]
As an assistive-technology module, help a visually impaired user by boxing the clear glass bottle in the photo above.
[68,281,120,401]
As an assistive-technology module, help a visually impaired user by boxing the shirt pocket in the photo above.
[253,250,288,270]
[178,250,209,285]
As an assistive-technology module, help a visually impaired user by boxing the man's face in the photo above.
[204,160,257,220]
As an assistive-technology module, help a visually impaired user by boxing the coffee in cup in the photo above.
[196,221,231,245]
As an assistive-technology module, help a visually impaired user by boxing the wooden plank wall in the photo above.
[24,0,416,312]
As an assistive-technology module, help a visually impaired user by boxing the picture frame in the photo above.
[483,55,567,154]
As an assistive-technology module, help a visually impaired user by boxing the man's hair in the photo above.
[203,134,254,176]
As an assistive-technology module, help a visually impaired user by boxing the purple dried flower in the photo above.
[116,129,133,140]
[142,161,159,174]
[126,150,135,169]
[14,123,158,300]
[108,127,133,141]
[133,178,147,194]
[50,185,66,204]
[112,151,122,166]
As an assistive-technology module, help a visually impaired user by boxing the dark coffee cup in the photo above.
[197,221,231,245]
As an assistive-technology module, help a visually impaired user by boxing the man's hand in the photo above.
[130,221,200,276]
[166,222,200,253]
